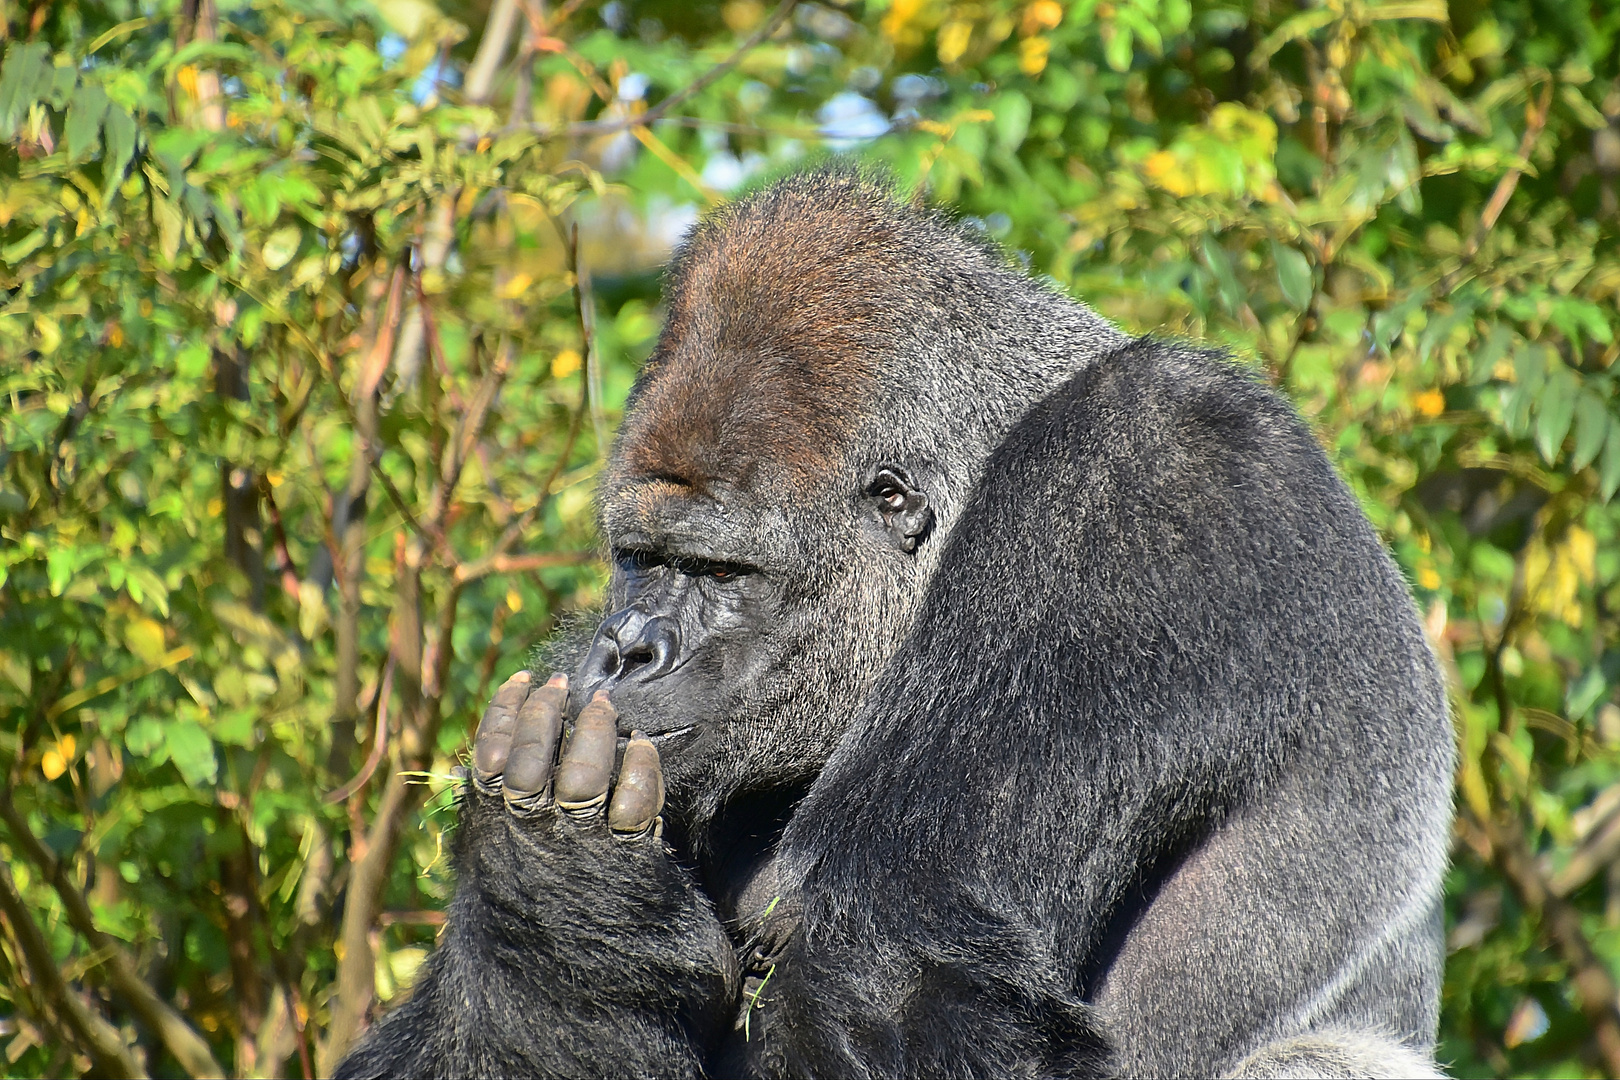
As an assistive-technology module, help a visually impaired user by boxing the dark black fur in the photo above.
[337,171,1451,1080]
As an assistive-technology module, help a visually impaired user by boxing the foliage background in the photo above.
[2,0,1619,1075]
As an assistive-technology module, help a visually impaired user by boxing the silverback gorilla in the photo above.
[337,169,1454,1079]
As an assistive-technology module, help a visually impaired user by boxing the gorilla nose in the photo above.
[581,608,680,692]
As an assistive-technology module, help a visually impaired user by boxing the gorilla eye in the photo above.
[710,567,736,581]
[615,548,664,573]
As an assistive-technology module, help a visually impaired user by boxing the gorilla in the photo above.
[337,169,1454,1079]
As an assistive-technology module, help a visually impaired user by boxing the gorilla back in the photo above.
[336,169,1453,1080]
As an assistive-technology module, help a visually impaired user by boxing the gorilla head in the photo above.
[569,170,1125,825]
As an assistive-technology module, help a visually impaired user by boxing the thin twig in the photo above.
[377,909,447,927]
[454,550,595,584]
[1441,79,1554,294]
[325,656,395,804]
[357,266,407,399]
[574,223,607,454]
[429,336,515,530]
[368,457,435,548]
[258,475,303,603]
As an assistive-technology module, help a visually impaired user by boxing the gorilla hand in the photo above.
[471,671,666,839]
[334,670,735,1080]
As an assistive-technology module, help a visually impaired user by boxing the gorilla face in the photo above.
[571,464,935,822]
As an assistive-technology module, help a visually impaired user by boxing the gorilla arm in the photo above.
[334,673,738,1080]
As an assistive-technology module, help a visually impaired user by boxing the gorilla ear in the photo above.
[866,465,933,553]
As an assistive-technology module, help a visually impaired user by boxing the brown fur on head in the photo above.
[611,170,935,497]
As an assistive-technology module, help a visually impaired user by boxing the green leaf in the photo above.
[1513,342,1549,395]
[1470,323,1514,385]
[176,342,211,378]
[46,547,75,596]
[1,228,47,265]
[1534,366,1577,464]
[1560,85,1608,130]
[66,81,109,161]
[262,225,302,271]
[994,92,1031,152]
[1571,391,1608,472]
[166,720,217,787]
[0,42,51,138]
[124,717,163,758]
[1105,26,1134,72]
[1200,234,1246,316]
[1567,667,1607,720]
[47,62,77,109]
[153,196,183,263]
[1601,424,1620,501]
[1271,241,1313,310]
[102,106,138,193]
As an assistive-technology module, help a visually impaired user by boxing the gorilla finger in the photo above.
[471,670,532,792]
[607,732,665,839]
[503,674,568,816]
[554,691,617,821]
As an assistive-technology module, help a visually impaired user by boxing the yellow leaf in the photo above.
[882,0,925,40]
[551,349,582,379]
[1143,149,1192,196]
[1413,389,1445,417]
[42,749,65,781]
[108,324,125,347]
[176,65,199,99]
[505,589,523,613]
[61,734,75,759]
[125,618,168,665]
[938,20,973,65]
[722,0,765,32]
[497,272,533,300]
[1566,526,1596,583]
[1022,0,1063,35]
[1019,37,1050,76]
[1417,567,1441,590]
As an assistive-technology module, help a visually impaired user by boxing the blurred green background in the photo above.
[2,0,1619,1075]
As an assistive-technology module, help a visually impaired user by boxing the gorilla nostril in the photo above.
[619,640,656,672]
